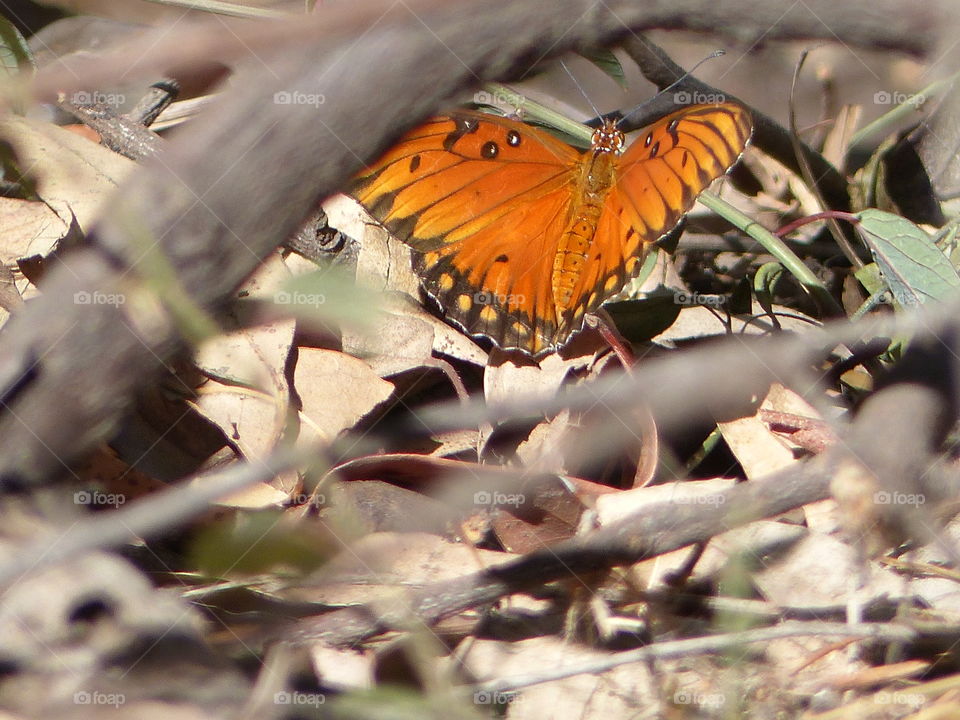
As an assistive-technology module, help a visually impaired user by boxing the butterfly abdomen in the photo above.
[552,150,619,312]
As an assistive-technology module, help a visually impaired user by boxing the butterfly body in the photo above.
[350,104,752,356]
[554,125,622,313]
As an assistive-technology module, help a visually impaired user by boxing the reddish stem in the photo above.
[775,211,861,238]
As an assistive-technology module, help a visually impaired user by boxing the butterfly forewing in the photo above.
[350,112,583,353]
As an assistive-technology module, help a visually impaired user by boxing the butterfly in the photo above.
[349,102,752,356]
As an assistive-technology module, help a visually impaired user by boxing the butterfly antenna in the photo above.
[559,58,604,121]
[619,50,726,127]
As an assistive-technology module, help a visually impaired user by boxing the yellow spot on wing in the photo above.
[439,273,455,291]
[457,294,473,313]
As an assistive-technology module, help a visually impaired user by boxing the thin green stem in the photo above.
[698,191,843,316]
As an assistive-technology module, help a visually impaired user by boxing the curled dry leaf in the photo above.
[718,383,827,481]
[193,254,297,507]
[0,115,134,294]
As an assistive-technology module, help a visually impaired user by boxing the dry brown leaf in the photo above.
[193,255,297,506]
[310,644,374,691]
[0,198,69,285]
[718,383,823,481]
[754,531,904,609]
[342,300,436,377]
[454,636,656,720]
[284,531,513,607]
[484,349,588,408]
[0,115,134,233]
[325,480,457,536]
[490,476,587,553]
[326,193,420,298]
[295,348,394,443]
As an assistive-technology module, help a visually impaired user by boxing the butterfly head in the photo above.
[590,118,625,155]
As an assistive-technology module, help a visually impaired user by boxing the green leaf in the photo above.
[753,262,784,317]
[855,208,960,308]
[578,47,626,88]
[0,15,33,76]
[698,191,842,316]
[190,510,335,577]
[605,291,682,343]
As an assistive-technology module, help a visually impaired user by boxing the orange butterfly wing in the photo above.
[349,104,752,355]
[351,111,585,353]
[555,103,753,339]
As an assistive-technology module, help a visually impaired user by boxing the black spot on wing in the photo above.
[442,116,480,152]
[481,141,499,159]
